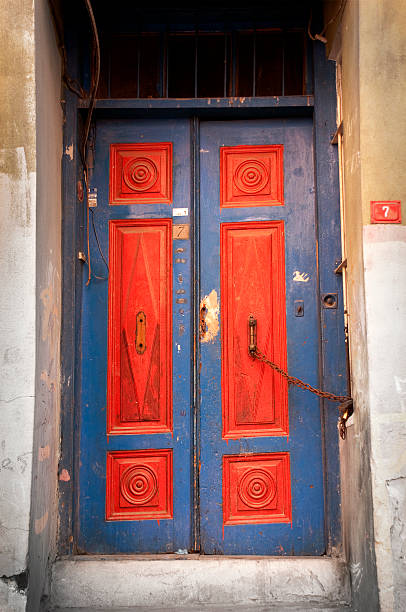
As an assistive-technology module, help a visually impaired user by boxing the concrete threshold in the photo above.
[52,607,351,612]
[51,555,350,610]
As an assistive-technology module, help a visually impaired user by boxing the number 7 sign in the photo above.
[370,201,401,224]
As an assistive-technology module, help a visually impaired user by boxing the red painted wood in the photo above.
[107,219,172,434]
[221,221,288,438]
[220,144,284,208]
[106,449,173,521]
[370,200,401,224]
[110,142,172,204]
[223,453,291,525]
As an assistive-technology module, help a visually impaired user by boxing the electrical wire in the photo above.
[81,0,102,285]
[90,208,109,276]
[308,0,346,44]
[48,0,86,98]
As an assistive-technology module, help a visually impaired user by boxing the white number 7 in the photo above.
[382,205,390,218]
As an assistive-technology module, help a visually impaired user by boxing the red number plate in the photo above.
[370,201,401,224]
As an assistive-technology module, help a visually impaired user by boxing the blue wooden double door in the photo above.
[78,117,327,555]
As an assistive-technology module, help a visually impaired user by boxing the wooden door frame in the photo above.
[58,41,346,556]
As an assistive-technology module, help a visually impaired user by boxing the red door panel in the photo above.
[109,142,173,205]
[221,221,288,438]
[223,452,291,525]
[220,144,284,208]
[107,219,173,434]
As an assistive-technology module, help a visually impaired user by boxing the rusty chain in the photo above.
[252,347,353,440]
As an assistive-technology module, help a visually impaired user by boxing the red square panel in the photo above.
[223,453,291,525]
[220,145,284,208]
[110,143,172,205]
[106,449,173,521]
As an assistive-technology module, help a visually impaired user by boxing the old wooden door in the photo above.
[199,119,325,555]
[78,119,193,553]
[77,117,326,555]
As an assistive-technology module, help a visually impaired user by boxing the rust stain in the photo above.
[35,511,49,534]
[41,370,55,391]
[200,289,219,343]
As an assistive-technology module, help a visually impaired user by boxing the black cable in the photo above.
[81,0,101,285]
[90,208,109,274]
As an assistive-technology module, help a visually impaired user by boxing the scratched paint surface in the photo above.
[78,119,192,553]
[199,119,325,555]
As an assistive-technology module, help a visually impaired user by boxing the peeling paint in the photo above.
[200,290,219,343]
[59,469,70,482]
[40,265,60,343]
[64,144,73,160]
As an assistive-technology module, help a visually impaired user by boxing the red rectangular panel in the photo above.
[220,145,284,208]
[110,143,172,205]
[106,449,173,521]
[223,453,291,525]
[370,200,401,224]
[107,220,172,434]
[221,221,288,438]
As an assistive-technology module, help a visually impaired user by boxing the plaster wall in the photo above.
[0,1,36,610]
[358,1,406,610]
[338,2,379,610]
[338,0,406,610]
[27,0,63,609]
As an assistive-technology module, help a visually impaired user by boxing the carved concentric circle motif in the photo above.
[238,468,276,508]
[120,465,158,505]
[123,157,158,192]
[234,160,269,194]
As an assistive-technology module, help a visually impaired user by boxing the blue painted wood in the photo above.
[199,119,326,555]
[313,41,346,552]
[77,119,193,553]
[58,23,83,555]
[79,97,314,111]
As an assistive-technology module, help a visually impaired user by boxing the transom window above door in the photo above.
[97,29,308,99]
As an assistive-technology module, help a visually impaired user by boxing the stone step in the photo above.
[51,556,350,610]
[52,607,351,612]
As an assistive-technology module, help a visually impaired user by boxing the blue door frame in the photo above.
[58,44,347,556]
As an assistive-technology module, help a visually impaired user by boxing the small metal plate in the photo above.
[370,201,401,224]
[173,224,190,240]
[294,300,304,317]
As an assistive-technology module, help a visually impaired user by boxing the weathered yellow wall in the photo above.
[359,0,406,224]
[338,2,380,610]
[0,0,36,174]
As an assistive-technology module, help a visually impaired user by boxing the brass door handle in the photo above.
[248,314,257,356]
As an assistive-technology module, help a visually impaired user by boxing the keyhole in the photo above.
[294,300,304,317]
